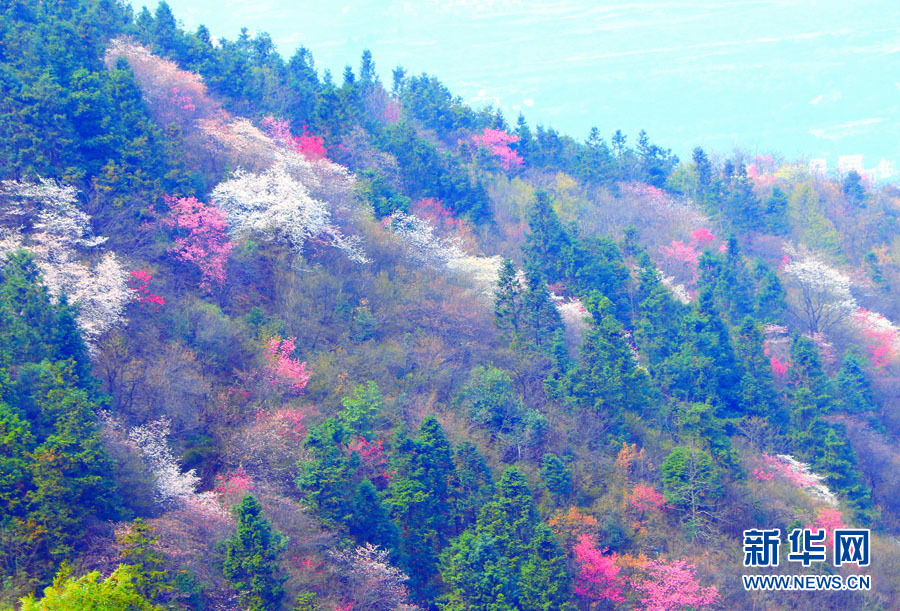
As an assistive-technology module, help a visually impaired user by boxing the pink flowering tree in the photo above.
[471,128,524,170]
[572,534,625,605]
[808,508,845,548]
[633,558,720,611]
[347,436,393,486]
[630,485,667,517]
[659,240,700,281]
[214,467,255,498]
[264,336,311,393]
[161,195,234,290]
[853,307,899,368]
[255,407,309,441]
[128,269,165,309]
[260,115,328,161]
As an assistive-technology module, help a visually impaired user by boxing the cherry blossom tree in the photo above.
[211,160,369,263]
[264,336,312,393]
[260,115,328,161]
[160,195,234,289]
[129,270,165,308]
[782,251,857,335]
[808,507,845,548]
[572,534,625,605]
[328,544,418,611]
[104,38,212,127]
[633,558,719,611]
[0,178,132,343]
[127,417,216,510]
[383,210,465,266]
[471,128,523,170]
[853,308,899,368]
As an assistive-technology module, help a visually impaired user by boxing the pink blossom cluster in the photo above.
[260,115,328,161]
[573,534,625,604]
[214,467,255,497]
[808,508,845,548]
[471,128,524,170]
[290,556,320,570]
[621,182,671,209]
[753,454,820,488]
[747,156,776,188]
[659,227,720,282]
[633,559,720,611]
[381,98,400,124]
[763,340,791,379]
[412,197,464,232]
[128,269,165,309]
[264,336,312,393]
[161,195,234,289]
[168,86,196,113]
[630,484,667,514]
[348,436,393,484]
[853,307,899,368]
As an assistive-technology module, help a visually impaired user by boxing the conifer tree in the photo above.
[834,351,877,413]
[440,468,575,611]
[223,495,288,611]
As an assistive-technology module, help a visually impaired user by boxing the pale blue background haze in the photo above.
[131,0,900,174]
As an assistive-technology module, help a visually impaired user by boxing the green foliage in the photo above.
[357,169,410,218]
[834,351,877,413]
[540,453,571,502]
[223,495,288,611]
[735,317,784,426]
[18,564,165,611]
[115,519,171,601]
[386,417,459,598]
[455,366,523,435]
[563,293,655,434]
[439,468,575,611]
[340,381,383,437]
[350,305,377,343]
[522,190,570,283]
[0,253,118,587]
[660,446,722,531]
[452,442,494,530]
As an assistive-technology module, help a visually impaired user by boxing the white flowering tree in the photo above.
[329,543,419,611]
[782,251,857,335]
[211,159,369,263]
[0,178,131,343]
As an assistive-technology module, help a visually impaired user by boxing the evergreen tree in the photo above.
[439,468,575,611]
[348,479,400,553]
[834,351,877,413]
[453,442,494,532]
[522,190,570,283]
[223,495,288,611]
[494,257,524,337]
[564,293,654,432]
[540,453,572,503]
[735,317,785,426]
[386,417,459,599]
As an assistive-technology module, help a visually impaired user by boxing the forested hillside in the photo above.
[3,2,900,610]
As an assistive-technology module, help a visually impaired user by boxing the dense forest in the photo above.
[2,1,900,609]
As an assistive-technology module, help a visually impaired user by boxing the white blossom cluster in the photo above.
[329,543,418,611]
[128,417,204,507]
[0,178,131,343]
[776,454,838,507]
[658,271,693,304]
[384,211,465,266]
[556,297,590,333]
[446,254,504,297]
[212,158,369,264]
[782,247,857,334]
